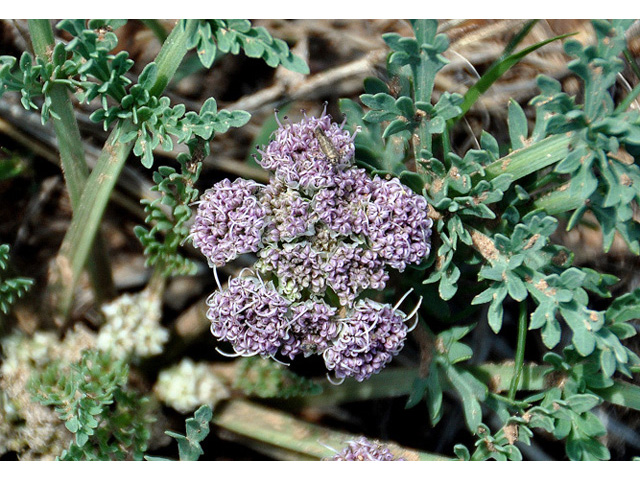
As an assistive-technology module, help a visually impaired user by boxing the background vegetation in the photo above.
[1,19,639,461]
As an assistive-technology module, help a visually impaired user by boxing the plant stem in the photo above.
[49,20,198,322]
[454,32,575,122]
[148,20,197,98]
[51,124,134,321]
[211,398,452,461]
[532,182,585,214]
[27,19,115,306]
[411,20,438,161]
[298,364,640,412]
[594,379,640,411]
[508,301,528,401]
[496,20,539,63]
[141,19,168,44]
[469,363,548,392]
[483,132,575,182]
[302,367,418,408]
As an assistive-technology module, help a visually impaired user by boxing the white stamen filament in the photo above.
[326,372,345,386]
[215,347,243,358]
[269,355,290,367]
[213,265,222,291]
[404,296,423,329]
[393,288,414,311]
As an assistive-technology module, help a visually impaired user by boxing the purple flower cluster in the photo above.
[190,178,267,267]
[323,299,408,382]
[192,107,432,381]
[256,243,325,300]
[329,437,404,461]
[257,107,356,193]
[207,275,291,357]
[206,272,407,382]
[261,179,314,243]
[324,243,388,306]
[311,168,372,236]
[367,177,433,271]
[280,299,339,359]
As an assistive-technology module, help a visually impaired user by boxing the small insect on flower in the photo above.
[314,126,341,164]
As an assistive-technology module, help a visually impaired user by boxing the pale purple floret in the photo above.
[323,299,407,382]
[366,177,433,271]
[324,243,389,306]
[261,179,314,243]
[312,167,373,236]
[280,300,339,359]
[190,178,267,267]
[256,243,326,300]
[257,108,356,193]
[329,437,404,461]
[206,275,291,357]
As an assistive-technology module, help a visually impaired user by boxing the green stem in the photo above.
[454,32,575,123]
[594,379,640,411]
[49,19,198,322]
[508,302,528,401]
[28,19,115,306]
[301,364,549,409]
[51,123,133,320]
[148,20,197,98]
[532,182,585,215]
[303,367,418,408]
[623,49,640,81]
[523,169,560,194]
[470,363,548,392]
[483,132,575,182]
[141,19,168,44]
[212,398,451,461]
[411,20,438,160]
[496,20,539,64]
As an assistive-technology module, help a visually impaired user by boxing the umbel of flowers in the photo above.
[327,436,405,461]
[190,106,433,382]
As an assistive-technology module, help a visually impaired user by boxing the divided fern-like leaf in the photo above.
[28,349,153,460]
[0,244,33,316]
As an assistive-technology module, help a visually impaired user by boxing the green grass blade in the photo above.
[28,19,115,306]
[496,20,539,64]
[454,32,576,121]
[49,20,198,322]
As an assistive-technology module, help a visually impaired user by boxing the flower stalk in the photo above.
[48,19,199,322]
[300,363,640,413]
[27,19,115,306]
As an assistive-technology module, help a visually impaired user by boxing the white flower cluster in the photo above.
[1,326,96,376]
[0,326,95,459]
[153,358,229,414]
[96,289,168,359]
